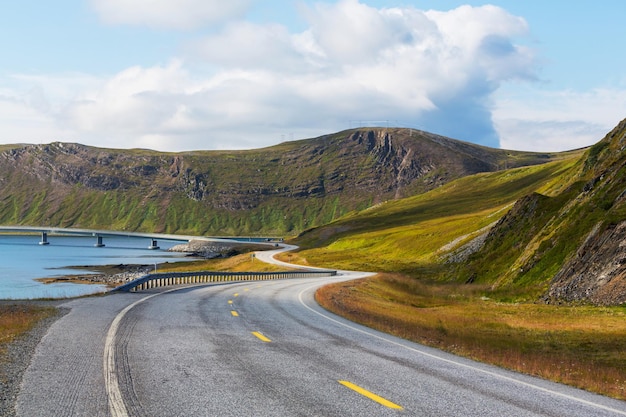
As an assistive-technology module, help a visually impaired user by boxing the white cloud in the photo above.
[90,0,252,30]
[2,2,546,151]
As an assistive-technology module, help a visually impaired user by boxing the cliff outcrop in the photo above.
[545,221,626,305]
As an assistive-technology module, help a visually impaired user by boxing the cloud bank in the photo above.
[3,0,619,152]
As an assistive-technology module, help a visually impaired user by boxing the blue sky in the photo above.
[0,0,624,152]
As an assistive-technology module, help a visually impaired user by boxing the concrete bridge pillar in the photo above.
[148,239,160,250]
[39,232,50,245]
[94,235,105,247]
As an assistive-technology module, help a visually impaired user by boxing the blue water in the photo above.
[0,235,196,299]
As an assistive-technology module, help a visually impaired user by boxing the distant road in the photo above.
[16,247,626,416]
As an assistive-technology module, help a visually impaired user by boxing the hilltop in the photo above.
[0,128,559,236]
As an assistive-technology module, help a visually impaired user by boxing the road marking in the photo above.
[252,331,271,342]
[231,310,239,317]
[228,300,233,304]
[104,292,163,417]
[338,380,403,410]
[298,283,626,417]
[234,293,239,297]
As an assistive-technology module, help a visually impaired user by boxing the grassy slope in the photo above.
[293,153,581,281]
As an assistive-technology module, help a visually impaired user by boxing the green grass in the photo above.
[284,130,626,398]
[293,157,580,277]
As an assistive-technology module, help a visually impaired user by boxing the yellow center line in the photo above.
[234,293,239,297]
[228,300,233,304]
[251,331,271,342]
[231,310,239,317]
[338,380,403,410]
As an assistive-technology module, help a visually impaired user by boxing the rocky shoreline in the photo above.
[38,264,157,287]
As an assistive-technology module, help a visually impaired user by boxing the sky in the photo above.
[0,1,625,153]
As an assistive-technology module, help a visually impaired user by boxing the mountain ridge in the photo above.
[0,128,563,235]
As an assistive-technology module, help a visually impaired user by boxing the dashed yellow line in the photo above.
[231,310,239,317]
[252,331,271,342]
[233,293,239,297]
[228,300,233,305]
[338,380,403,410]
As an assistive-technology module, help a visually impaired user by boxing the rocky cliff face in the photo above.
[545,221,626,305]
[0,142,173,191]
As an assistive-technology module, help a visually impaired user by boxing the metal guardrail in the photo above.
[112,270,338,292]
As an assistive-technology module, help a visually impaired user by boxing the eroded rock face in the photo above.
[545,221,626,305]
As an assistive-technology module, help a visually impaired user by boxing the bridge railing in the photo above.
[111,269,338,292]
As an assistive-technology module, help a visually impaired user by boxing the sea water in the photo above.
[0,234,196,299]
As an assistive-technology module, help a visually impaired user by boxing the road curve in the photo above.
[16,249,626,416]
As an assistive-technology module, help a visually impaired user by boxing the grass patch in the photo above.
[316,273,626,399]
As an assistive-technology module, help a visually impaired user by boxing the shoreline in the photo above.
[35,264,158,288]
[32,240,273,288]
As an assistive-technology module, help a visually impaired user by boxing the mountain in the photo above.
[0,128,560,235]
[293,118,626,305]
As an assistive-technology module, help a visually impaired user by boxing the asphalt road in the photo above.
[16,255,626,416]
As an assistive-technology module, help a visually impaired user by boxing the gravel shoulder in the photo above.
[0,300,68,417]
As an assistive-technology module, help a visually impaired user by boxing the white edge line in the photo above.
[298,282,626,416]
[103,289,179,417]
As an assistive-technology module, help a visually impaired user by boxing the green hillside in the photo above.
[0,128,562,236]
[292,118,626,306]
[294,151,580,287]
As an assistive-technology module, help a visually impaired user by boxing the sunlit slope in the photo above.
[294,152,582,276]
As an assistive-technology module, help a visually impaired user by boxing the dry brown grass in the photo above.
[0,305,56,359]
[316,273,626,399]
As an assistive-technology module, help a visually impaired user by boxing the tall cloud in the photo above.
[7,1,540,151]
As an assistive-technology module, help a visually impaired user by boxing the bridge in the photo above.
[0,226,281,249]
